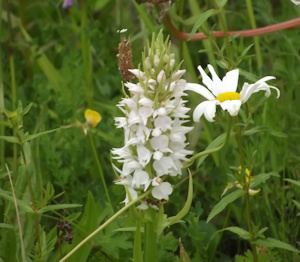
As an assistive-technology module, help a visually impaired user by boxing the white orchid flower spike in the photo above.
[185,64,280,122]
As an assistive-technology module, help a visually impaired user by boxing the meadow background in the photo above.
[0,0,300,261]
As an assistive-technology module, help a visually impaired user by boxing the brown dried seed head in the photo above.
[117,39,135,82]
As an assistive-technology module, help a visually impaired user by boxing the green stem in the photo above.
[59,190,151,262]
[184,116,232,168]
[211,0,232,65]
[144,208,157,262]
[80,1,93,107]
[245,0,262,70]
[88,133,113,214]
[5,0,18,173]
[5,164,27,262]
[133,218,143,262]
[234,116,258,262]
[234,117,244,166]
[245,189,258,262]
[0,0,5,170]
[19,138,42,255]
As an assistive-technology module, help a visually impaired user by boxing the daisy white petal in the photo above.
[197,65,216,93]
[222,69,239,92]
[185,83,215,100]
[193,100,219,122]
[220,100,242,116]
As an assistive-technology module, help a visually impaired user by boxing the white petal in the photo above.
[139,97,154,107]
[152,182,173,200]
[193,100,218,122]
[153,156,175,176]
[154,115,172,132]
[222,69,239,92]
[132,169,149,188]
[151,135,169,151]
[153,151,164,160]
[128,69,145,79]
[185,83,215,100]
[152,128,162,137]
[208,64,223,88]
[123,187,138,205]
[137,145,152,167]
[157,70,166,84]
[198,65,219,96]
[220,100,242,116]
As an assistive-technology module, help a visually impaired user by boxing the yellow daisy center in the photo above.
[216,92,241,102]
[84,109,102,127]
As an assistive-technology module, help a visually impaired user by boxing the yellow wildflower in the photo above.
[84,109,102,127]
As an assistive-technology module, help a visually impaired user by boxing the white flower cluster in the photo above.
[112,32,193,206]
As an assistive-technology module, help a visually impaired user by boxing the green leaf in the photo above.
[250,172,280,188]
[0,223,14,229]
[37,204,82,214]
[292,200,300,210]
[216,0,228,8]
[21,128,61,143]
[164,169,193,227]
[0,136,19,144]
[285,178,300,187]
[255,238,299,253]
[207,189,245,223]
[215,226,251,240]
[0,189,33,213]
[197,131,233,169]
[188,9,218,40]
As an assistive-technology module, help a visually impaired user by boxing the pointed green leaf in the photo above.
[250,172,280,188]
[165,169,193,227]
[37,203,82,214]
[188,9,218,40]
[0,189,33,213]
[218,226,250,240]
[0,136,19,144]
[0,223,14,229]
[285,178,300,187]
[292,199,300,210]
[21,128,60,143]
[255,238,299,253]
[207,189,245,223]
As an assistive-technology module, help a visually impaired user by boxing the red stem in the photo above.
[164,15,300,41]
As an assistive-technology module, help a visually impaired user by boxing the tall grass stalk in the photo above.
[6,164,27,262]
[88,133,113,214]
[245,0,263,70]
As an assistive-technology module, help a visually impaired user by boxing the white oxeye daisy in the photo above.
[185,64,280,122]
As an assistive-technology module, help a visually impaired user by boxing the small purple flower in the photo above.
[63,0,74,9]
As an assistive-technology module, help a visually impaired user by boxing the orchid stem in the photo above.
[59,190,151,262]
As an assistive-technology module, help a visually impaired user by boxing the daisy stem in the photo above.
[234,116,258,262]
[59,190,151,262]
[88,133,113,214]
[184,117,232,168]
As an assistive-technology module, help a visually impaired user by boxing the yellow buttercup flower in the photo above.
[84,109,102,127]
